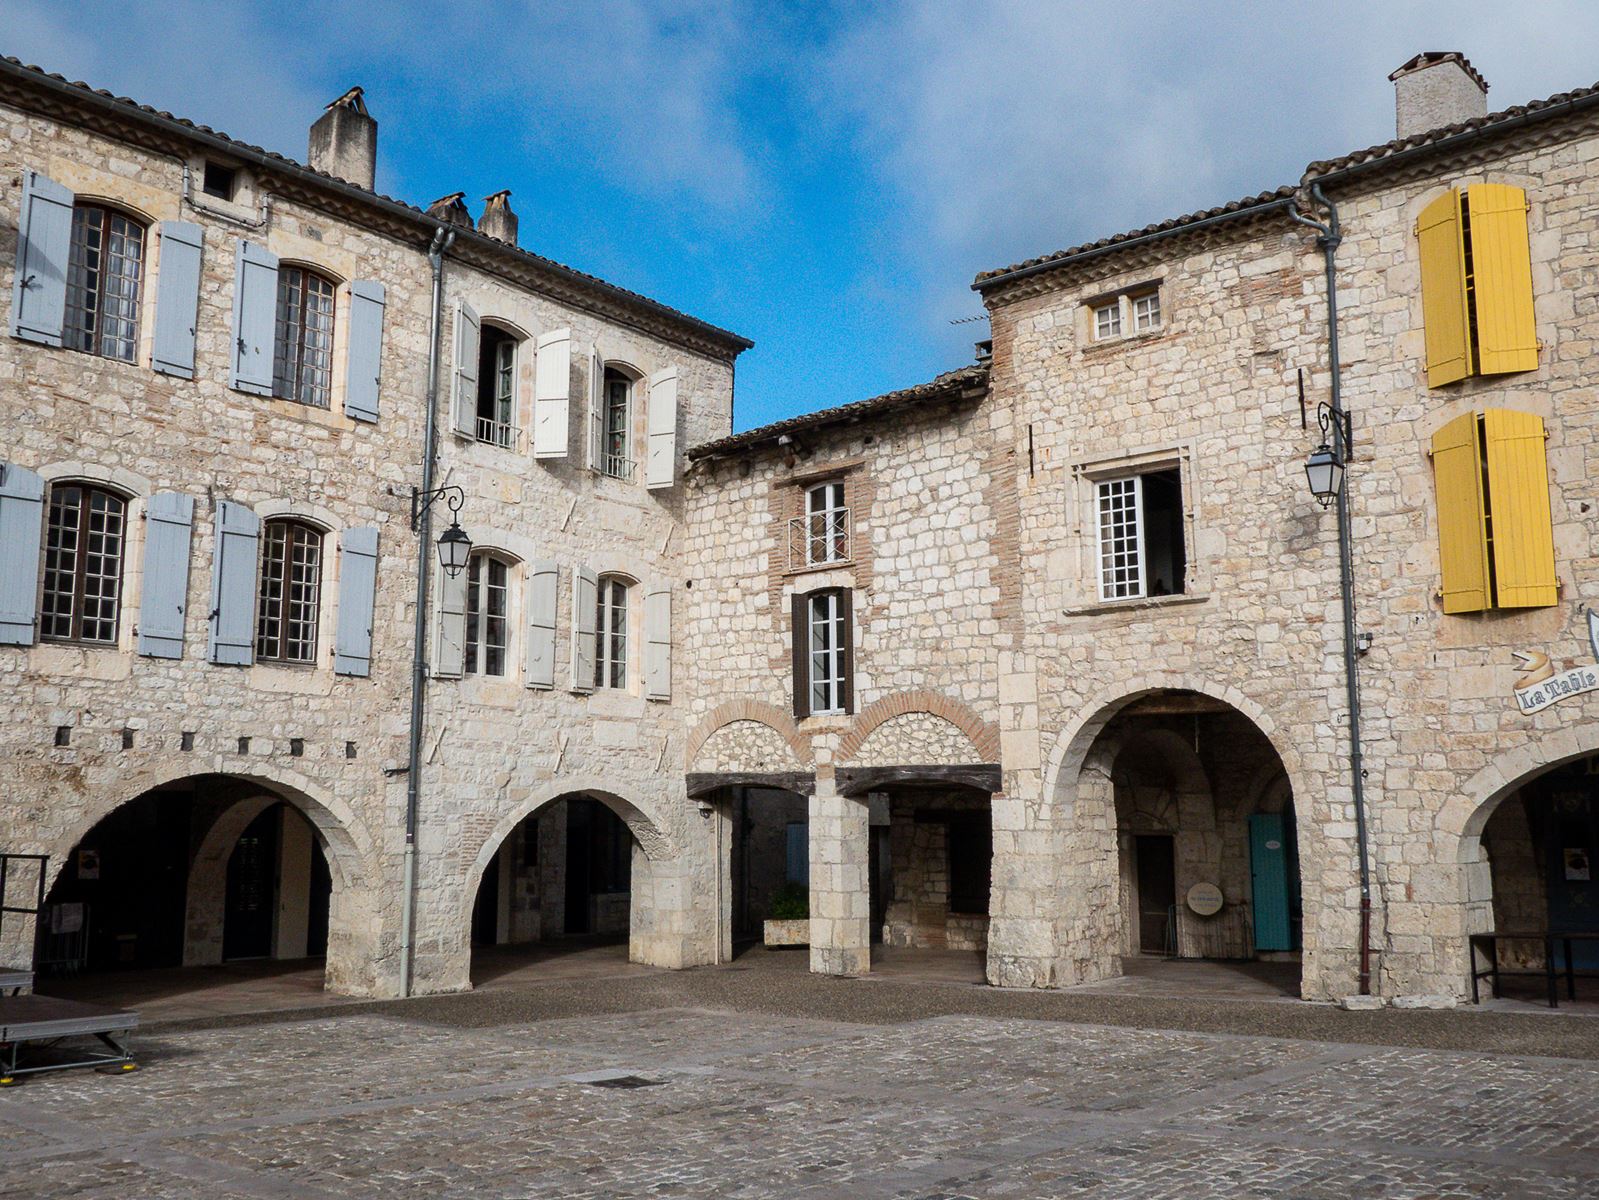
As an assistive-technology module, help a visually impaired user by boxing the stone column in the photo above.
[809,779,870,976]
[273,807,314,959]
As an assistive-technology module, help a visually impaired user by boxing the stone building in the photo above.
[4,50,1599,1007]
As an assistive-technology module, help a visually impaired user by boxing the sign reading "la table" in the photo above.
[1515,664,1599,714]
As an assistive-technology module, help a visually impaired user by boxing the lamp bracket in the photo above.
[411,484,464,532]
[1316,401,1353,459]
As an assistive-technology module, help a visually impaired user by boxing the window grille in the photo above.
[256,519,322,663]
[273,267,336,408]
[64,205,145,362]
[42,485,125,644]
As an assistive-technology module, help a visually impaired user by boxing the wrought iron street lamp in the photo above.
[411,485,472,577]
[1304,400,1351,508]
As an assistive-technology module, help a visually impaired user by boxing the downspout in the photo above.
[1288,184,1374,995]
[400,224,456,998]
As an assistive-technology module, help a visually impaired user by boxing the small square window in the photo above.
[1093,301,1122,340]
[202,161,238,201]
[1132,291,1161,332]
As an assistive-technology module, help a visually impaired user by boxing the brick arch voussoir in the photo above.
[837,689,1001,766]
[685,700,813,769]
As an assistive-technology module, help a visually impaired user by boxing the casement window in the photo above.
[1093,301,1122,340]
[595,574,629,689]
[792,587,852,718]
[255,519,322,664]
[465,552,510,676]
[1431,408,1557,613]
[475,325,518,449]
[42,483,126,644]
[1095,468,1185,601]
[602,370,633,480]
[63,204,146,362]
[1090,285,1161,342]
[272,265,337,408]
[1418,184,1538,387]
[1131,290,1161,333]
[805,481,850,565]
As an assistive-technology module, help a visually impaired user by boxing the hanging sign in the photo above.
[1512,610,1599,715]
[1186,882,1224,916]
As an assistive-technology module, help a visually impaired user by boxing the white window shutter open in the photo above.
[230,240,279,395]
[571,565,597,691]
[532,329,572,459]
[646,367,679,489]
[11,170,75,346]
[452,301,480,438]
[0,462,46,645]
[435,561,467,679]
[344,280,385,423]
[644,583,671,700]
[137,491,195,659]
[208,500,260,665]
[525,559,558,688]
[333,527,379,676]
[152,221,204,379]
[587,345,604,472]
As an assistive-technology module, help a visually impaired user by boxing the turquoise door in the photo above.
[1250,814,1292,952]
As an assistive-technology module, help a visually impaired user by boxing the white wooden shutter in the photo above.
[524,559,558,688]
[451,301,480,437]
[344,280,385,422]
[333,527,379,676]
[152,221,204,379]
[532,329,571,459]
[587,346,604,471]
[10,171,75,346]
[0,463,45,645]
[644,583,671,700]
[230,240,279,395]
[435,562,467,678]
[571,566,597,691]
[137,491,194,658]
[208,500,260,665]
[646,366,679,489]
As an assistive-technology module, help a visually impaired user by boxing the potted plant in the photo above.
[763,883,810,947]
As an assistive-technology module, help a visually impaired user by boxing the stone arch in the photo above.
[686,700,812,769]
[836,689,1000,765]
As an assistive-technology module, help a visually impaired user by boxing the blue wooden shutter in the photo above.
[152,221,204,379]
[10,171,75,346]
[435,563,467,679]
[644,583,671,700]
[525,559,558,689]
[137,491,194,658]
[587,346,605,471]
[1249,814,1292,952]
[451,301,480,437]
[333,526,379,676]
[230,240,279,395]
[208,500,260,665]
[0,463,45,645]
[345,280,385,422]
[571,566,597,691]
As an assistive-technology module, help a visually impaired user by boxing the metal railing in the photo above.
[475,415,519,450]
[603,453,635,480]
[788,509,851,571]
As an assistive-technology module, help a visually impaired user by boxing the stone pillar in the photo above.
[809,779,870,976]
[273,807,313,959]
[986,789,1062,986]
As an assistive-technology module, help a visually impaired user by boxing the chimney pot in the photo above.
[308,87,377,190]
[425,192,474,229]
[1389,52,1488,139]
[477,190,519,245]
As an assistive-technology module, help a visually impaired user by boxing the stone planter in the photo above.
[763,918,810,947]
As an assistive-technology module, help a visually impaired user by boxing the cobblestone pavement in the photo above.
[5,987,1599,1199]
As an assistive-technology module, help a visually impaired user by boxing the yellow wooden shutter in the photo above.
[1417,190,1471,388]
[1482,408,1558,608]
[1466,185,1538,377]
[1431,411,1491,614]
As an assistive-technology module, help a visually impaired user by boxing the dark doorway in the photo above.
[564,801,593,934]
[947,812,992,917]
[1540,769,1599,969]
[472,852,501,947]
[869,825,891,943]
[1134,834,1176,954]
[223,807,279,960]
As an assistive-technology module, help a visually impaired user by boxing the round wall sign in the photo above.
[1186,882,1224,916]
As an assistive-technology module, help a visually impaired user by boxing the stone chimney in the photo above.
[425,192,473,229]
[1389,52,1488,139]
[308,87,377,190]
[477,190,518,245]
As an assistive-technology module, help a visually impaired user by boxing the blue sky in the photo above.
[7,1,1599,430]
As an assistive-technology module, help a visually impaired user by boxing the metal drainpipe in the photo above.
[1288,185,1374,995]
[400,224,456,998]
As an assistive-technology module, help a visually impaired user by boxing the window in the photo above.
[465,552,510,676]
[476,326,517,448]
[64,204,145,362]
[42,484,125,644]
[807,590,847,715]
[1131,290,1161,332]
[1089,285,1162,343]
[202,161,238,200]
[602,369,632,479]
[595,575,629,689]
[1093,301,1122,340]
[1418,184,1537,388]
[805,481,849,565]
[1431,408,1557,613]
[1095,468,1185,601]
[255,519,322,664]
[273,266,336,408]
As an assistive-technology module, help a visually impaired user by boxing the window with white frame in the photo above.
[1095,467,1186,601]
[475,326,518,449]
[602,370,632,480]
[807,590,846,715]
[1089,284,1163,342]
[465,552,510,676]
[805,481,848,565]
[595,575,629,689]
[1131,290,1161,332]
[1092,300,1122,340]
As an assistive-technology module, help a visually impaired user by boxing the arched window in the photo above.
[476,325,519,448]
[273,266,337,408]
[595,574,630,688]
[255,519,323,664]
[64,204,146,362]
[465,552,511,676]
[602,368,633,479]
[42,483,127,644]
